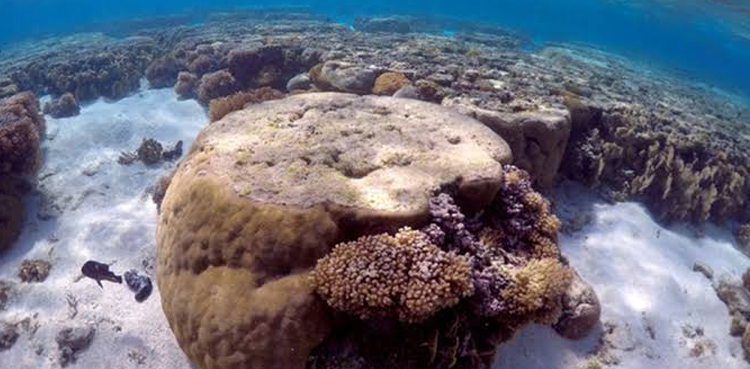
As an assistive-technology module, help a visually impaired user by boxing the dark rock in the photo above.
[124,270,153,302]
[43,93,80,118]
[0,178,24,253]
[0,321,19,351]
[56,326,95,367]
[153,174,172,212]
[18,259,51,283]
[0,280,12,310]
[137,138,163,165]
[554,271,601,340]
[162,140,183,161]
[145,55,180,89]
[716,279,750,316]
[393,85,421,100]
[313,61,377,94]
[286,73,312,91]
[692,262,714,281]
[731,312,747,336]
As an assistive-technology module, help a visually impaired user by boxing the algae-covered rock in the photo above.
[156,92,511,369]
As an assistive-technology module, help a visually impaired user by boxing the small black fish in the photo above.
[124,270,153,303]
[81,261,122,288]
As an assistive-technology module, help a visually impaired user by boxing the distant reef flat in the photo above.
[1,12,749,224]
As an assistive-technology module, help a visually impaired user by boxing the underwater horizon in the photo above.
[3,1,750,369]
[2,0,750,99]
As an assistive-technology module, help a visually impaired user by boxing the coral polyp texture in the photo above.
[156,92,515,369]
[0,91,45,177]
[312,227,473,323]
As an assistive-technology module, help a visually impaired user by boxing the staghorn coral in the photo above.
[208,87,284,122]
[372,72,411,96]
[313,227,473,323]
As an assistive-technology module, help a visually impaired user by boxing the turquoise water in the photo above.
[1,0,750,98]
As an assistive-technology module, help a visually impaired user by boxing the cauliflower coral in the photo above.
[313,227,473,323]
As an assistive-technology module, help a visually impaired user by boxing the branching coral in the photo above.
[498,258,573,325]
[313,227,473,323]
[563,105,750,222]
[208,87,284,122]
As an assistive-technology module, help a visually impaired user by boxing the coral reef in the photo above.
[208,87,283,122]
[311,61,378,94]
[309,165,584,369]
[156,93,512,369]
[43,92,80,118]
[563,104,750,222]
[737,223,750,253]
[174,72,198,99]
[0,91,45,177]
[18,259,51,283]
[7,37,158,101]
[0,321,19,351]
[372,72,410,96]
[145,55,180,88]
[196,70,239,104]
[0,178,23,253]
[313,227,473,323]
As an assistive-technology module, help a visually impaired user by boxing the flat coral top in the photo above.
[183,92,511,212]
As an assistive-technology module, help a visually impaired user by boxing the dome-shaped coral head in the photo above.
[312,227,473,323]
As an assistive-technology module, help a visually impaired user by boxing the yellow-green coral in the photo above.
[499,258,573,325]
[312,227,473,323]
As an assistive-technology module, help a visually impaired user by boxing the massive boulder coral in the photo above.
[156,92,513,369]
[446,99,572,189]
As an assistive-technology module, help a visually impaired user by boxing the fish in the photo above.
[81,260,122,288]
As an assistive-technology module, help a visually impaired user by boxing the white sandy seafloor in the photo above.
[0,86,202,368]
[1,87,749,369]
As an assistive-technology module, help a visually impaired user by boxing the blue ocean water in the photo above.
[1,0,749,98]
